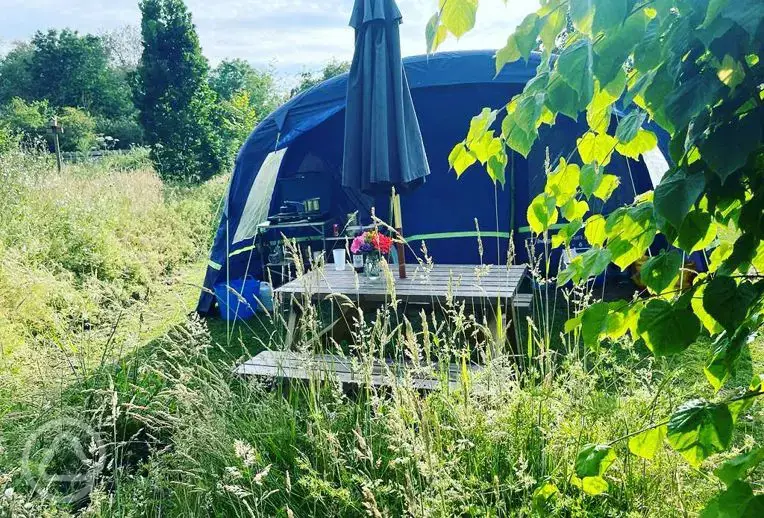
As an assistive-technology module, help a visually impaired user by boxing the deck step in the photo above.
[235,351,480,390]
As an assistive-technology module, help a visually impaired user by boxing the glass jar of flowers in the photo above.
[350,230,393,281]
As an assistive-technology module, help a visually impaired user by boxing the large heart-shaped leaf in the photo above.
[654,169,706,230]
[667,399,733,467]
[714,447,764,487]
[575,443,616,478]
[703,277,759,332]
[527,193,559,234]
[640,250,682,295]
[637,299,700,355]
[628,425,666,460]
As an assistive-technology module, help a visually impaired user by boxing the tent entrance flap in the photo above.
[232,148,287,244]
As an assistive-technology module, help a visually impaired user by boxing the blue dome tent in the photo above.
[197,50,670,314]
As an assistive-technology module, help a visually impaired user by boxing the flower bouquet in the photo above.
[350,230,393,280]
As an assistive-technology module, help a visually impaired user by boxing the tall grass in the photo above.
[1,151,761,517]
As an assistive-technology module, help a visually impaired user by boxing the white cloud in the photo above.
[0,0,538,73]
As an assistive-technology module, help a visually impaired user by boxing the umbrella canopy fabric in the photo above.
[342,0,430,195]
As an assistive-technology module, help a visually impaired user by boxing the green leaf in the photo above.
[512,93,546,135]
[593,10,649,86]
[592,0,627,34]
[714,447,764,486]
[584,214,607,246]
[654,170,706,229]
[577,132,617,166]
[557,39,595,105]
[470,132,503,164]
[716,54,745,89]
[743,496,764,518]
[581,302,610,348]
[580,164,602,198]
[704,327,751,391]
[703,277,759,332]
[449,142,477,176]
[640,250,683,295]
[616,128,657,159]
[546,158,580,205]
[486,149,507,186]
[558,247,612,285]
[692,275,725,335]
[546,73,585,120]
[538,1,566,56]
[581,476,609,496]
[440,0,478,38]
[637,299,700,356]
[575,443,616,478]
[513,13,542,60]
[700,480,754,518]
[606,204,657,270]
[532,482,559,511]
[527,193,559,234]
[467,108,497,144]
[628,425,666,460]
[561,199,589,221]
[425,13,448,53]
[667,399,733,467]
[552,220,583,248]
[615,111,646,144]
[586,85,615,135]
[593,174,620,202]
[676,210,717,253]
[570,0,595,36]
[729,374,764,423]
[699,112,762,184]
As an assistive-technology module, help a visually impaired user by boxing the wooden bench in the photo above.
[235,350,480,390]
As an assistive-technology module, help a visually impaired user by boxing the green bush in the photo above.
[55,106,97,152]
[0,122,19,154]
[0,97,50,145]
[95,115,144,149]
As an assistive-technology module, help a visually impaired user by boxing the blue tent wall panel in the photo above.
[198,51,667,313]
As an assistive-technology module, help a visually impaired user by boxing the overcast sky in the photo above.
[0,0,537,76]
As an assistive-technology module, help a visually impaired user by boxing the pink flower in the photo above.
[350,235,365,254]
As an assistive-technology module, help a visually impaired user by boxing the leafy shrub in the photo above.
[56,106,97,152]
[0,97,50,145]
[95,115,145,149]
[0,121,19,154]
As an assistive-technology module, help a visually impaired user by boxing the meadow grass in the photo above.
[0,151,762,517]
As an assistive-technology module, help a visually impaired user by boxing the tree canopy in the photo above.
[432,0,764,509]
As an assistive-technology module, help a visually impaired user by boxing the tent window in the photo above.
[642,146,670,187]
[232,148,287,244]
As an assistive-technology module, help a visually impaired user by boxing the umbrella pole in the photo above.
[392,190,406,279]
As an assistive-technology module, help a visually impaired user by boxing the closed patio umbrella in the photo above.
[342,0,430,277]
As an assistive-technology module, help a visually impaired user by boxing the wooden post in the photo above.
[50,116,64,173]
[392,189,406,279]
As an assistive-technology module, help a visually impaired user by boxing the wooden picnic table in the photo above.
[235,263,530,390]
[276,263,528,347]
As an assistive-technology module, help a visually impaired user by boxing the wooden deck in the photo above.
[235,350,479,390]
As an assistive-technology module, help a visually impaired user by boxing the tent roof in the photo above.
[239,50,543,161]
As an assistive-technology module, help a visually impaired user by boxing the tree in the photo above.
[25,30,134,120]
[291,58,350,96]
[430,0,764,510]
[209,59,280,118]
[0,43,34,106]
[136,0,225,182]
